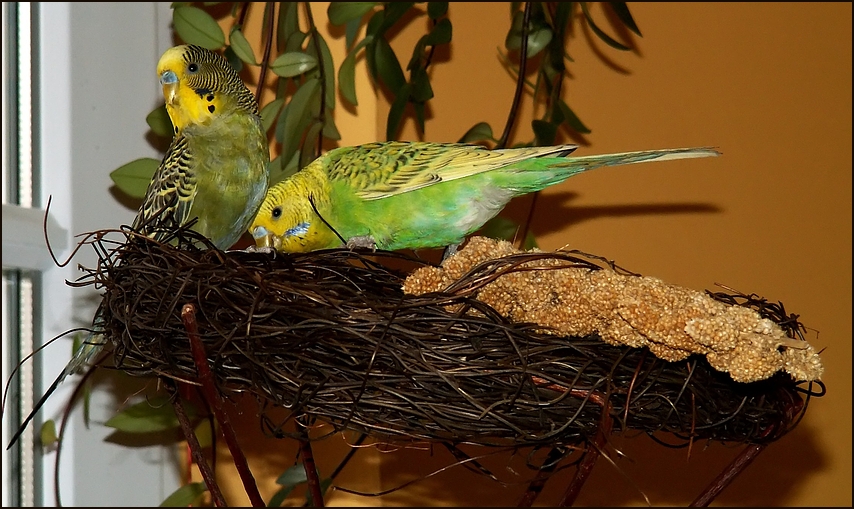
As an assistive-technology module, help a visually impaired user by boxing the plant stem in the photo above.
[297,416,325,507]
[304,2,326,159]
[255,2,276,104]
[168,381,228,507]
[182,303,265,508]
[517,446,567,506]
[690,443,767,507]
[497,2,533,149]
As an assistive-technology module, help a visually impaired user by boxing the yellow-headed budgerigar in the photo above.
[250,141,718,254]
[7,44,269,448]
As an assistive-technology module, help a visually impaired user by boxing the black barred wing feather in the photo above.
[326,141,577,201]
[131,135,197,241]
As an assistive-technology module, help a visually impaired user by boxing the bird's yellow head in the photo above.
[249,176,339,253]
[157,44,259,135]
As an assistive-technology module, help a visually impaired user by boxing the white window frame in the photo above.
[3,3,181,506]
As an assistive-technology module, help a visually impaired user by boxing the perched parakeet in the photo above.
[7,44,269,448]
[250,141,718,253]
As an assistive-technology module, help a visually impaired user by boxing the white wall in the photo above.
[34,3,181,505]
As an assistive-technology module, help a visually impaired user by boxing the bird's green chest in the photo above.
[183,115,269,249]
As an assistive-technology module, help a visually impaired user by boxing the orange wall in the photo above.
[206,3,851,506]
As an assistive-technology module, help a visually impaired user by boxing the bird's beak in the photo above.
[251,225,269,241]
[251,226,281,251]
[160,70,179,105]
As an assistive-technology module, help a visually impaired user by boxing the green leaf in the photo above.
[609,2,641,36]
[479,215,537,249]
[377,2,416,36]
[532,119,557,146]
[110,158,160,199]
[407,41,426,72]
[275,100,289,145]
[229,27,257,65]
[479,215,518,241]
[364,8,385,37]
[323,115,342,140]
[427,2,448,19]
[146,105,173,138]
[521,229,538,250]
[276,464,309,486]
[374,37,405,93]
[222,45,243,73]
[300,121,324,169]
[39,420,58,448]
[386,82,412,140]
[458,121,494,143]
[505,11,524,50]
[260,98,285,134]
[558,99,591,134]
[277,2,299,52]
[172,6,225,49]
[547,30,567,72]
[364,12,386,81]
[193,419,215,449]
[314,31,336,110]
[410,67,433,102]
[554,1,573,32]
[267,155,283,186]
[422,17,452,46]
[104,396,189,433]
[365,8,385,38]
[267,486,296,508]
[339,36,373,106]
[160,482,207,507]
[413,101,426,134]
[346,19,362,50]
[526,27,553,58]
[328,2,377,26]
[285,31,308,53]
[506,20,553,58]
[277,78,321,164]
[280,150,301,182]
[338,53,358,106]
[271,51,318,78]
[580,2,631,51]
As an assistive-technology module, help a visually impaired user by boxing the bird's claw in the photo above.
[345,235,378,252]
[241,245,277,257]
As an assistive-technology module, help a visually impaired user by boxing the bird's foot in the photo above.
[345,235,378,251]
[440,243,460,263]
[241,245,277,257]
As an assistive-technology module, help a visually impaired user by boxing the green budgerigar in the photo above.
[250,141,718,253]
[7,44,269,449]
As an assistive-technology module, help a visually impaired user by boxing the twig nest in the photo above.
[89,227,821,447]
[403,236,824,383]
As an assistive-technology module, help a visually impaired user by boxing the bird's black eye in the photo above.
[188,63,199,73]
[272,207,282,219]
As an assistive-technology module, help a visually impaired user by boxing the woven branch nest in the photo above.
[78,225,824,450]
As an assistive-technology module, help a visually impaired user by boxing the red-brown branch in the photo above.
[182,303,265,508]
[529,375,613,506]
[168,381,228,507]
[297,416,325,507]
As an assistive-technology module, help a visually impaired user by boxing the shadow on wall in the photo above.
[370,417,826,506]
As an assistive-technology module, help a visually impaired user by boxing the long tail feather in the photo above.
[558,147,721,172]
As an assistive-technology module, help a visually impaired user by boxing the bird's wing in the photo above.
[131,135,197,240]
[327,142,577,200]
